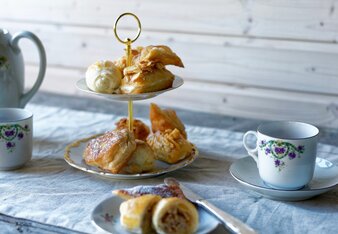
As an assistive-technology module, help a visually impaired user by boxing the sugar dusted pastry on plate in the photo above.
[152,197,199,234]
[83,128,136,173]
[120,194,161,234]
[115,118,150,141]
[150,103,187,138]
[147,129,193,164]
[85,60,122,94]
[120,140,155,174]
[113,184,186,200]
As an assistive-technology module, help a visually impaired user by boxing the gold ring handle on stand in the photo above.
[113,13,142,132]
[114,12,141,44]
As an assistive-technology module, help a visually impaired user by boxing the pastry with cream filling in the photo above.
[146,129,193,164]
[85,60,122,93]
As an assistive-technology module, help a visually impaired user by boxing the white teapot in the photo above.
[0,29,46,108]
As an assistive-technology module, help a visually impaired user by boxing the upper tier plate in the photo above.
[76,76,184,101]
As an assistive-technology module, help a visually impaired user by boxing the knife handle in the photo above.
[196,199,257,234]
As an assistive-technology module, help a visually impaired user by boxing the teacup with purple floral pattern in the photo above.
[243,121,319,190]
[0,108,32,170]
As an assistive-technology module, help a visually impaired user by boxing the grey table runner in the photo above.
[0,103,337,234]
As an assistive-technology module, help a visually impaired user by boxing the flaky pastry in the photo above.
[152,197,199,234]
[118,45,184,94]
[85,60,122,93]
[83,129,136,173]
[114,46,143,72]
[136,45,184,69]
[115,118,150,141]
[146,129,193,164]
[120,140,155,174]
[120,194,161,234]
[113,184,186,200]
[121,67,174,94]
[150,103,187,138]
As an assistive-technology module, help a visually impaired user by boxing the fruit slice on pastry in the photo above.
[152,197,199,234]
[120,194,161,234]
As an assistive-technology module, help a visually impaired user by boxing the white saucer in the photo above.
[91,195,219,234]
[76,76,184,101]
[229,157,338,201]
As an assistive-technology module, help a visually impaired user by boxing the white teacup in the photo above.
[243,121,319,190]
[0,108,33,170]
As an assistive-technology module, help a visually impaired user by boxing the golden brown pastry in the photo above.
[113,184,186,200]
[136,45,184,69]
[115,118,150,141]
[120,140,155,174]
[149,103,187,138]
[120,194,161,234]
[146,129,193,164]
[83,129,136,173]
[114,46,143,72]
[85,60,122,93]
[120,66,174,94]
[152,197,199,234]
[119,45,184,94]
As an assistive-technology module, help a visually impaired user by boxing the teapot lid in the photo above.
[0,29,9,34]
[0,29,10,42]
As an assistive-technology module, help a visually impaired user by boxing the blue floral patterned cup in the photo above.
[243,121,319,190]
[0,108,32,170]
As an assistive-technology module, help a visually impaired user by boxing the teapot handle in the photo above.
[10,31,46,108]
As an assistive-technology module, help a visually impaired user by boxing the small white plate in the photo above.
[76,76,184,101]
[230,157,338,201]
[64,136,198,180]
[91,195,219,234]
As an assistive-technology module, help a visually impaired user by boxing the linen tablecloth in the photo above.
[0,103,337,234]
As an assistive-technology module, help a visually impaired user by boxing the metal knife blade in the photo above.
[164,178,257,234]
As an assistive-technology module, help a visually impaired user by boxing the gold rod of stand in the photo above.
[126,39,133,131]
[113,12,142,132]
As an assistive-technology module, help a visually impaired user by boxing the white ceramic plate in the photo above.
[230,156,338,201]
[91,195,219,234]
[76,76,184,101]
[64,136,198,180]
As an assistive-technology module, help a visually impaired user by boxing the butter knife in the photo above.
[164,178,257,234]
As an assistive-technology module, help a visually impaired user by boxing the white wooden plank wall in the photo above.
[1,0,338,127]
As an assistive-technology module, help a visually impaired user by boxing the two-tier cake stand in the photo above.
[65,13,197,180]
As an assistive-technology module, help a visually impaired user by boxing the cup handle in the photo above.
[243,131,259,164]
[10,31,46,108]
